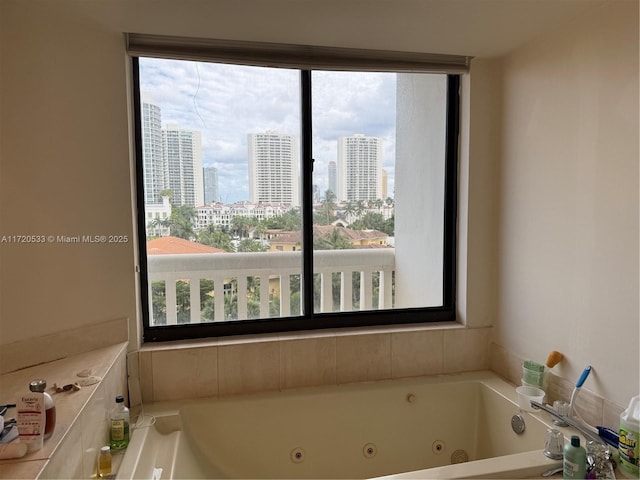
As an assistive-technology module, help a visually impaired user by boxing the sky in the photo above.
[139,57,397,204]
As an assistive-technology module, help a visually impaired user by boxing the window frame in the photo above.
[131,54,460,343]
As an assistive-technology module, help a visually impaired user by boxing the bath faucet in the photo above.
[530,401,606,447]
[531,400,617,477]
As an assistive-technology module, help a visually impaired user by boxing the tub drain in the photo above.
[450,449,468,464]
[363,443,377,458]
[291,447,305,463]
[432,440,446,454]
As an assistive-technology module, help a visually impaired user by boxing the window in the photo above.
[129,35,466,342]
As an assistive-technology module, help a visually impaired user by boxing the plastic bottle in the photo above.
[29,380,56,440]
[97,445,112,478]
[563,435,586,479]
[619,394,640,476]
[109,395,130,450]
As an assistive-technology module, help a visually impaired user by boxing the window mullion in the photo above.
[300,70,314,317]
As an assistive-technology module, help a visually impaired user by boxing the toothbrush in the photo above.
[575,366,592,388]
[569,366,591,417]
[563,366,619,448]
[596,426,619,448]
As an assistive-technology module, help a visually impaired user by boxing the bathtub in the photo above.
[116,371,566,479]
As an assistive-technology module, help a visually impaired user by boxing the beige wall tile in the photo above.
[0,460,47,480]
[80,390,110,477]
[391,330,443,378]
[280,337,336,389]
[151,347,218,401]
[39,425,83,479]
[603,399,625,430]
[546,372,575,405]
[127,351,142,408]
[443,327,490,373]
[489,342,509,380]
[572,388,604,428]
[138,350,154,404]
[336,333,391,384]
[506,351,525,386]
[218,342,279,395]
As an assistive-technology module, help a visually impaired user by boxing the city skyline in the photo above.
[139,57,397,203]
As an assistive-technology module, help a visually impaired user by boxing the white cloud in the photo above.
[140,58,396,202]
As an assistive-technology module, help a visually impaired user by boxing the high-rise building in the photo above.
[328,160,337,197]
[248,132,299,206]
[337,134,382,202]
[141,98,164,205]
[162,124,203,207]
[203,166,219,204]
[381,168,388,199]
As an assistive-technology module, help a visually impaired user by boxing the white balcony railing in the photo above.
[147,249,395,325]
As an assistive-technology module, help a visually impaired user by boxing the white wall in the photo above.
[0,2,138,344]
[494,1,639,406]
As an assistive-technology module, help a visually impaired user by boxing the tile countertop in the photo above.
[0,342,128,479]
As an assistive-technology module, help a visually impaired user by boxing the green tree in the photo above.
[371,198,383,212]
[198,225,234,251]
[262,209,302,231]
[350,212,394,236]
[151,281,167,325]
[224,293,237,320]
[176,280,191,323]
[237,238,268,252]
[231,216,257,239]
[169,205,197,240]
[159,189,174,202]
[314,227,354,250]
[200,279,216,322]
[344,201,357,221]
[317,190,337,225]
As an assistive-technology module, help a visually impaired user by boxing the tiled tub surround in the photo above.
[134,324,492,403]
[0,342,128,479]
[132,328,628,447]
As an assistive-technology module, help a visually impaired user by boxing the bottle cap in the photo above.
[100,445,110,453]
[29,379,46,392]
[115,395,124,403]
[570,435,580,447]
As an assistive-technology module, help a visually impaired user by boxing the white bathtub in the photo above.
[117,371,566,479]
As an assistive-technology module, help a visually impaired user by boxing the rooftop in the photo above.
[147,236,225,255]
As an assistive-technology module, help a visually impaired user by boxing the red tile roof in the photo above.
[147,236,225,255]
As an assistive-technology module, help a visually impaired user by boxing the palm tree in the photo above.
[344,201,357,222]
[319,190,337,225]
[314,227,353,250]
[237,238,268,252]
[198,224,233,251]
[169,205,197,240]
[231,216,256,239]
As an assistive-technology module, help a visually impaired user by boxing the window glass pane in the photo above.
[311,71,447,313]
[139,57,302,326]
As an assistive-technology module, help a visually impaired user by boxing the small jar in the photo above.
[29,380,56,440]
[98,445,112,478]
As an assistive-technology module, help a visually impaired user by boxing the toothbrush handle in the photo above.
[597,426,619,448]
[576,366,592,388]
